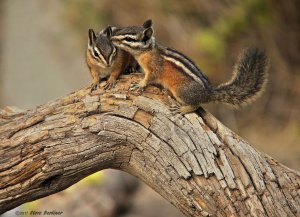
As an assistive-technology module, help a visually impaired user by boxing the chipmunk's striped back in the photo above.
[159,46,211,89]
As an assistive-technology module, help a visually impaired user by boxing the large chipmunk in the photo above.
[86,26,137,91]
[111,20,269,114]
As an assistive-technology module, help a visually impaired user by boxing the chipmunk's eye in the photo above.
[124,37,136,42]
[93,48,100,58]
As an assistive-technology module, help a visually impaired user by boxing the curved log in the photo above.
[0,74,299,216]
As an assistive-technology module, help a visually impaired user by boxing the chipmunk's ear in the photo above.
[142,20,153,40]
[142,26,154,42]
[88,29,96,47]
[143,19,153,29]
[105,26,113,38]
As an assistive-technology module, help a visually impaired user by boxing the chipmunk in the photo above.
[86,26,137,91]
[111,20,269,114]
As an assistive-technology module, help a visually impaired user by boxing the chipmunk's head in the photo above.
[111,19,155,56]
[87,26,117,68]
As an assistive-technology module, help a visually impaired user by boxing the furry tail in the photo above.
[211,48,269,107]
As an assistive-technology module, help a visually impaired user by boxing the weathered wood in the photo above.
[0,74,299,216]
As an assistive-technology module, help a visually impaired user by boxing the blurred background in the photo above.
[1,0,299,217]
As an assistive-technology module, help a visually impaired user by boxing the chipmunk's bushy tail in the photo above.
[211,48,269,107]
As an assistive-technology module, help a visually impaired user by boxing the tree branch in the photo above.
[0,74,299,216]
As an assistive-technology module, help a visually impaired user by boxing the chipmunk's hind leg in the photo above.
[178,81,212,105]
[169,81,211,114]
[179,105,199,114]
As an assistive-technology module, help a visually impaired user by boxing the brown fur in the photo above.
[86,50,101,87]
[136,49,212,107]
[157,60,190,104]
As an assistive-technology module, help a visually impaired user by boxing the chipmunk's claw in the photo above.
[130,82,139,90]
[90,83,99,92]
[104,81,116,90]
[130,82,145,92]
[170,105,199,115]
[169,104,181,115]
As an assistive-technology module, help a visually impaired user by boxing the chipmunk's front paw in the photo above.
[90,82,99,92]
[130,82,139,90]
[130,82,145,92]
[104,80,116,90]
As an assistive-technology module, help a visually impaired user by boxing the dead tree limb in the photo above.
[0,74,299,216]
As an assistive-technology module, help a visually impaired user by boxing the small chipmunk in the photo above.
[111,20,269,114]
[86,26,137,91]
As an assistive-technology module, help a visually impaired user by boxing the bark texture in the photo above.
[0,74,299,217]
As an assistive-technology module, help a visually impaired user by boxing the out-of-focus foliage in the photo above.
[63,0,109,36]
[65,172,104,193]
[195,0,272,60]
